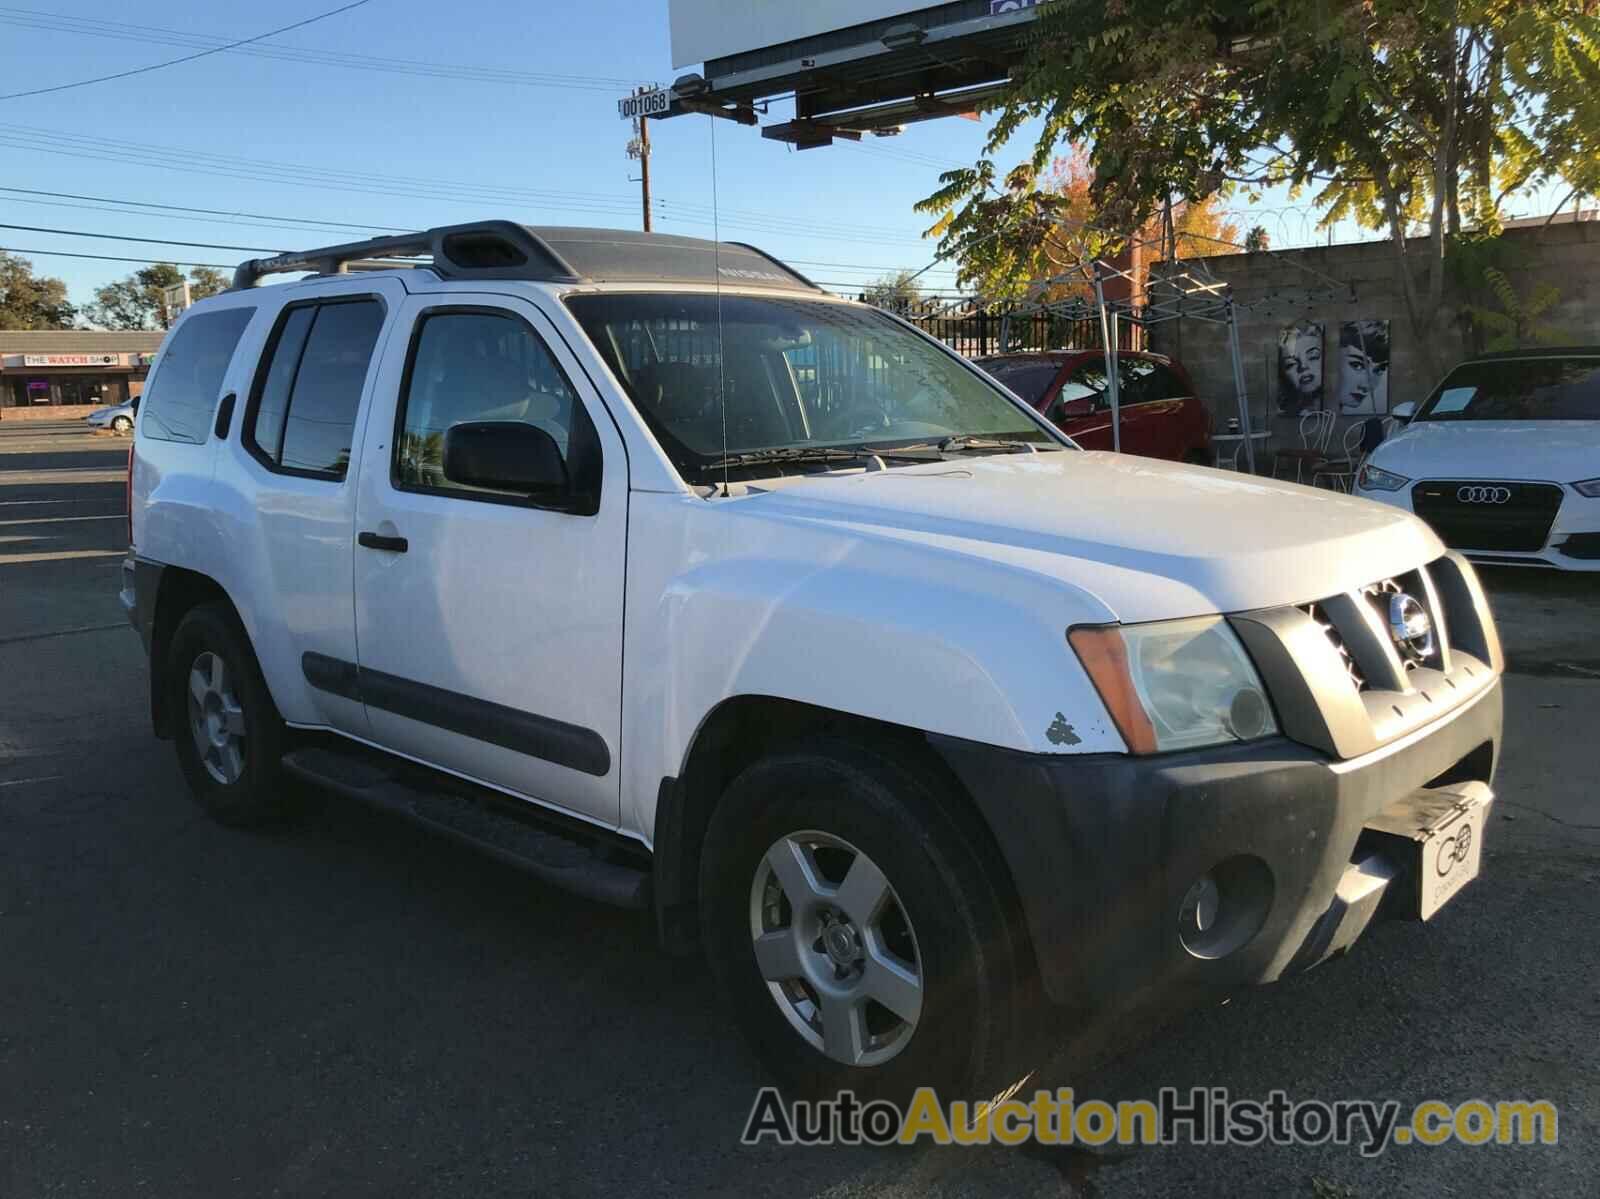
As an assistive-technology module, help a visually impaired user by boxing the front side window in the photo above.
[1417,356,1600,421]
[139,307,254,445]
[566,293,1057,484]
[395,308,595,502]
[246,298,384,478]
[1062,362,1109,408]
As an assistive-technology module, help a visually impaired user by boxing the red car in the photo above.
[976,350,1214,464]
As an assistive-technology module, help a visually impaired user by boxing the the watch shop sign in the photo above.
[20,353,121,367]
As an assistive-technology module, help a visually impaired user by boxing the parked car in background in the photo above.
[86,397,138,434]
[1355,347,1600,570]
[976,350,1214,464]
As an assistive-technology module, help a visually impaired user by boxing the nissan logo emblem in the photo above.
[1387,593,1436,663]
[1457,485,1512,504]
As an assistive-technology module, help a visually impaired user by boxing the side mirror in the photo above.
[443,421,569,500]
[1390,401,1416,424]
[129,396,140,412]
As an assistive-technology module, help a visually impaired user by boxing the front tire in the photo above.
[111,415,132,434]
[700,737,1031,1102]
[168,603,286,826]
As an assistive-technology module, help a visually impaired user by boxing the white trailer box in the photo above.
[670,0,942,68]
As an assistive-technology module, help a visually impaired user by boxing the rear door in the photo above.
[349,292,628,827]
[1112,356,1161,456]
[221,277,404,737]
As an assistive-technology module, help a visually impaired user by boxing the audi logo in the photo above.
[1456,485,1512,504]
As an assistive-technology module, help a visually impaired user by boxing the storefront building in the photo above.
[0,330,165,419]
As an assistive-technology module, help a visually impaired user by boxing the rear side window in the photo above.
[1146,364,1187,400]
[246,298,385,478]
[139,307,254,445]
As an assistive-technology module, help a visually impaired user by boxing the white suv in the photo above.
[123,221,1504,1100]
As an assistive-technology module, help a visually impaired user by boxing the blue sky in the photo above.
[0,1,1570,310]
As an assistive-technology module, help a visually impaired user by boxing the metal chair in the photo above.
[1272,410,1336,483]
[1212,439,1244,470]
[1311,421,1367,492]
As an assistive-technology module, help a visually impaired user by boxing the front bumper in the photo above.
[931,677,1501,1008]
[1358,479,1600,571]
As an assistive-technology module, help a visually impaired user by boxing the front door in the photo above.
[351,293,628,827]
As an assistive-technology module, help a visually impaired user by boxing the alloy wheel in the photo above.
[186,651,247,785]
[748,830,923,1067]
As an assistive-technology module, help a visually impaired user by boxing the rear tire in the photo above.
[700,736,1032,1103]
[168,603,287,827]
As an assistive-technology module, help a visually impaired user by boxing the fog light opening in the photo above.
[1180,875,1221,934]
[1177,855,1274,960]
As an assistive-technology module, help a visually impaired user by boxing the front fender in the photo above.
[621,492,1124,839]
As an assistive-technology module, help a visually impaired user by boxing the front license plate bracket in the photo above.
[1363,781,1492,920]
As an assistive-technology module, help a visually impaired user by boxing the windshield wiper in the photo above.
[884,435,1050,456]
[697,445,937,472]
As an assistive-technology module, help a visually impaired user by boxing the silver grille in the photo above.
[1301,569,1448,695]
[1301,600,1366,691]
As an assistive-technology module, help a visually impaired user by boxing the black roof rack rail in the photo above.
[231,220,826,294]
[231,220,584,290]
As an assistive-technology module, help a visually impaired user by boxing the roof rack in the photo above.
[231,221,582,290]
[230,220,822,293]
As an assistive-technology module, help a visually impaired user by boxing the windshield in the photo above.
[566,293,1059,482]
[977,356,1062,405]
[1416,355,1600,421]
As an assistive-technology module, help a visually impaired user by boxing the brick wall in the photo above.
[1148,221,1600,452]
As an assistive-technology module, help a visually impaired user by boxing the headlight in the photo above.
[1069,617,1278,754]
[1356,463,1410,492]
[1573,478,1600,498]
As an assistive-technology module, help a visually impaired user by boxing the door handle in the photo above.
[358,531,408,553]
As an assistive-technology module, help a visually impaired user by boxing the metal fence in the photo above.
[865,295,1144,358]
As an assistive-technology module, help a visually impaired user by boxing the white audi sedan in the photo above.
[1354,348,1600,571]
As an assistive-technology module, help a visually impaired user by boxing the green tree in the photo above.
[86,263,229,330]
[862,269,924,311]
[1244,225,1271,253]
[919,0,1600,374]
[0,252,77,329]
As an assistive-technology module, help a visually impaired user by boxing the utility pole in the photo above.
[627,85,653,232]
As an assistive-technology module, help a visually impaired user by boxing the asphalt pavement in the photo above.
[1,421,1596,1198]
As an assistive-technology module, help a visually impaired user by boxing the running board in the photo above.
[281,746,651,909]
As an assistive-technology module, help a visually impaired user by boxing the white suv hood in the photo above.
[740,451,1442,623]
[1369,419,1600,483]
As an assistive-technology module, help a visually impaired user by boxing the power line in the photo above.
[0,222,285,253]
[0,1,375,101]
[0,6,636,93]
[0,185,410,237]
[0,125,933,247]
[0,191,958,279]
[0,246,962,299]
[0,246,232,269]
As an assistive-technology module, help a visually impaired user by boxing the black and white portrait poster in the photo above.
[1275,320,1325,415]
[1335,319,1391,414]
